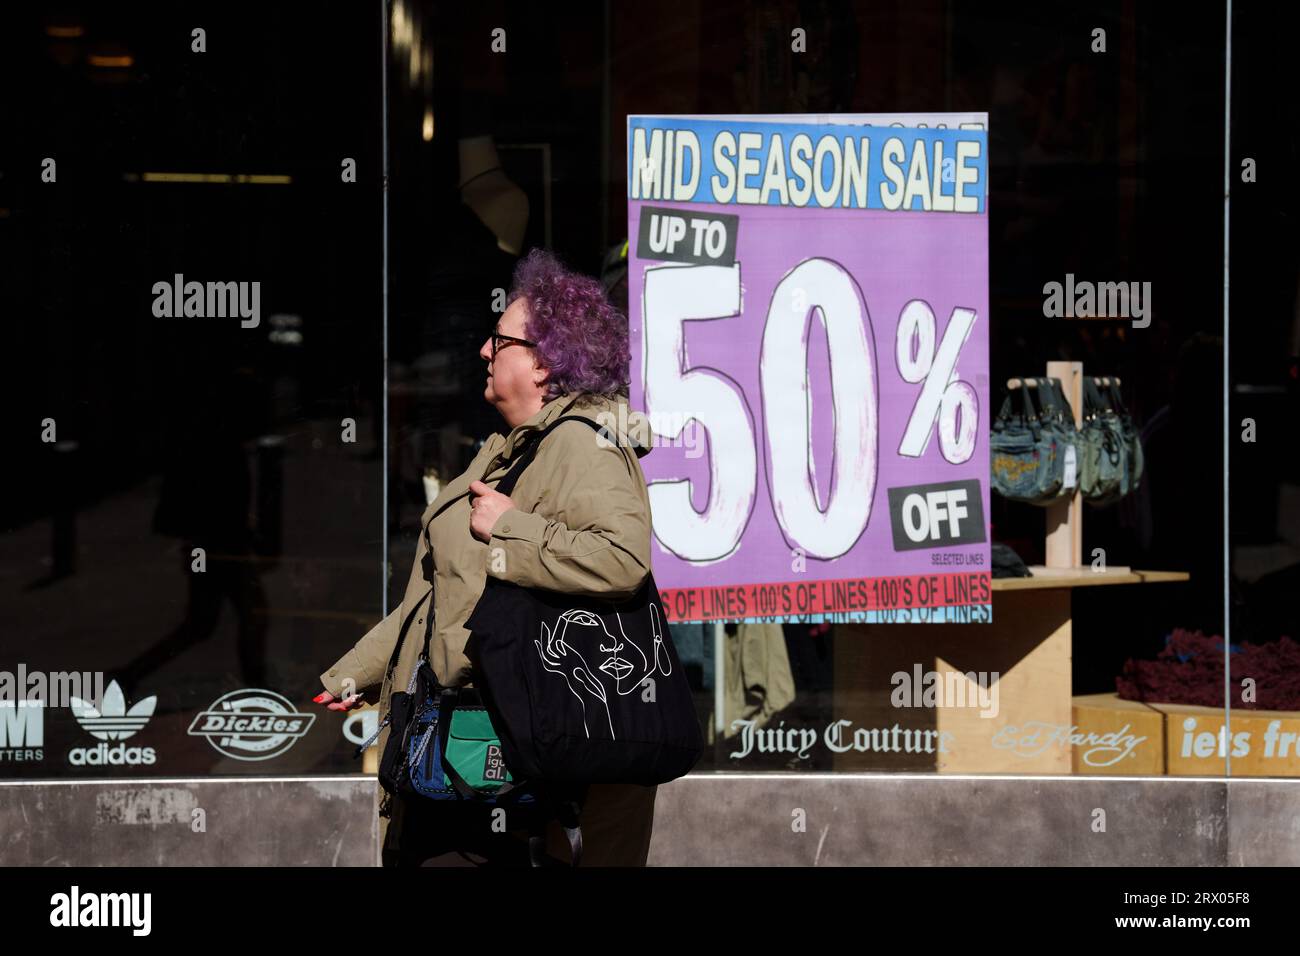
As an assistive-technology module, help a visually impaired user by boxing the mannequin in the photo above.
[457,135,529,256]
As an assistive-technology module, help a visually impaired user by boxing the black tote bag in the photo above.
[463,415,704,786]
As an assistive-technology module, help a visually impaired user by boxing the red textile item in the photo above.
[1116,629,1300,711]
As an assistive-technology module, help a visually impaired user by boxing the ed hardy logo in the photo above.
[68,681,157,766]
[188,688,314,761]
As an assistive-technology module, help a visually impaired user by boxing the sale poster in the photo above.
[627,113,991,625]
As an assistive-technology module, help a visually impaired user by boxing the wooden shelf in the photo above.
[991,567,1190,592]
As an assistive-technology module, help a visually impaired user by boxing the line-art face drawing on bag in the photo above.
[534,603,672,739]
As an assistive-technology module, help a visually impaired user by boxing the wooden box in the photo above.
[1070,693,1165,775]
[1148,702,1300,777]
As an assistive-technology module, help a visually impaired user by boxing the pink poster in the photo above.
[626,114,991,624]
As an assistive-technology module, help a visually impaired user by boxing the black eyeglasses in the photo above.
[490,331,537,359]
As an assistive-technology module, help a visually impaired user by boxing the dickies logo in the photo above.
[483,743,507,781]
[187,688,314,761]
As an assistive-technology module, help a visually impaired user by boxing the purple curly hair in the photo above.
[507,248,630,400]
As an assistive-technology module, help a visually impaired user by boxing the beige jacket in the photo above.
[716,623,797,742]
[320,390,657,861]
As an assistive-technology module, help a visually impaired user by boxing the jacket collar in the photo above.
[488,391,586,464]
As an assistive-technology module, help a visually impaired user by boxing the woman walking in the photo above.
[315,249,659,866]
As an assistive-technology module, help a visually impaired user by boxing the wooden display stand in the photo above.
[832,362,1189,774]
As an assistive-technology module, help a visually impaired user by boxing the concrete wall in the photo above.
[2,774,1296,866]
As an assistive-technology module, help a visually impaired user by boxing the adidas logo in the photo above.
[68,681,157,766]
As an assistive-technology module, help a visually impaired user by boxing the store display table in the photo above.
[833,567,1189,773]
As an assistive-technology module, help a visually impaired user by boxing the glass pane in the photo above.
[375,0,1226,781]
[1227,4,1300,779]
[0,3,384,776]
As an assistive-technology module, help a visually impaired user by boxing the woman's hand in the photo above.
[468,480,517,543]
[313,690,365,711]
